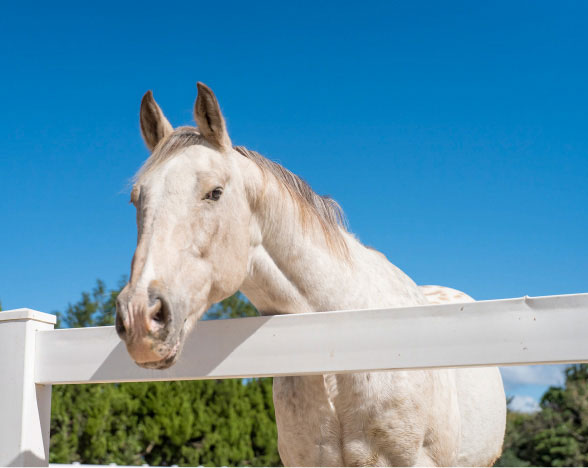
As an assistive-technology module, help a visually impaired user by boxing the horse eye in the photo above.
[205,187,223,201]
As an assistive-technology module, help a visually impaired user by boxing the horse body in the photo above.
[236,182,505,465]
[271,288,505,466]
[116,83,506,466]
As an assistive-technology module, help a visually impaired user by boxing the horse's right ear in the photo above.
[140,91,173,151]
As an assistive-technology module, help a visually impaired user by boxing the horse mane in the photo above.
[233,146,348,253]
[134,126,349,258]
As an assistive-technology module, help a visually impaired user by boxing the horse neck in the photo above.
[237,156,427,316]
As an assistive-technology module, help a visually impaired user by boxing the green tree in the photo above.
[205,292,259,320]
[50,280,280,466]
[496,365,588,467]
[55,278,124,328]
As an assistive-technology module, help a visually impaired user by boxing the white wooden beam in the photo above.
[0,309,56,467]
[34,293,588,385]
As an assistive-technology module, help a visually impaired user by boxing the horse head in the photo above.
[116,83,254,369]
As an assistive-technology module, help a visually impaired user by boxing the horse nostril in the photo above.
[115,313,126,338]
[148,298,170,333]
[152,306,165,324]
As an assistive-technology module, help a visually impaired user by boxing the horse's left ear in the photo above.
[194,82,232,151]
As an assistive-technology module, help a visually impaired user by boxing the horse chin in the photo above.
[135,334,183,370]
[132,306,202,370]
[136,351,178,370]
[136,354,178,370]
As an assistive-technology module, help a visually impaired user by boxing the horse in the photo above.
[115,82,506,466]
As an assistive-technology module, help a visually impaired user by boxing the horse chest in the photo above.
[273,371,462,467]
[273,375,343,465]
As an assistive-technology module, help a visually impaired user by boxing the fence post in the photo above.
[0,309,56,467]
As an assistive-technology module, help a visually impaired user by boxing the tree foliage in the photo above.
[55,278,122,328]
[496,364,588,467]
[204,293,259,320]
[50,280,280,466]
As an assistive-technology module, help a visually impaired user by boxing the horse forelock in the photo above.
[133,126,204,185]
[132,126,349,259]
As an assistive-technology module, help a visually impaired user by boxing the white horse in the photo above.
[115,83,506,466]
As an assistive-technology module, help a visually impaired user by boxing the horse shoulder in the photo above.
[331,370,461,466]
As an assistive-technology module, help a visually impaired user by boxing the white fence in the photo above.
[1,293,588,466]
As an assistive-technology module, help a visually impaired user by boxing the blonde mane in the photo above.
[133,126,349,257]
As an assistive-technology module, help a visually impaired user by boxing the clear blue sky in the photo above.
[1,1,586,407]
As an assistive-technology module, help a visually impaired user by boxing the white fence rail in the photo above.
[1,293,588,466]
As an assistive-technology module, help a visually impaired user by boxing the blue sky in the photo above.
[1,1,586,408]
